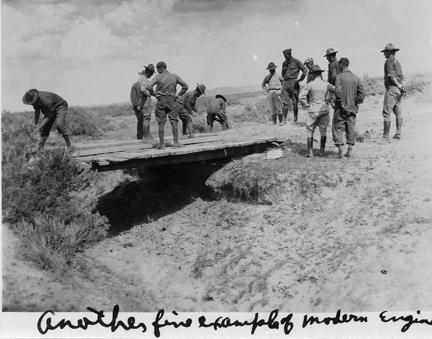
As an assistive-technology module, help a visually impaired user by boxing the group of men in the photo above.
[130,61,229,149]
[22,43,404,156]
[261,43,405,157]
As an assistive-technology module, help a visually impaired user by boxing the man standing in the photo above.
[281,48,307,123]
[304,58,315,83]
[332,58,365,158]
[147,61,188,149]
[299,65,334,157]
[262,62,283,125]
[381,43,405,139]
[176,83,206,138]
[22,89,72,151]
[130,63,155,140]
[324,48,340,86]
[207,94,229,132]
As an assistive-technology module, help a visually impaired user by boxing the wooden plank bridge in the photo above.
[72,130,285,172]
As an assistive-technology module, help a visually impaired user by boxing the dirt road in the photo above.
[3,92,432,311]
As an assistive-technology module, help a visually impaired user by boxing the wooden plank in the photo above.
[74,135,225,157]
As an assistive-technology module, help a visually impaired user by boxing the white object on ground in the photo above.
[266,149,283,160]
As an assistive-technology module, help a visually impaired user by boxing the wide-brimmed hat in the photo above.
[304,58,314,65]
[138,63,155,75]
[266,62,277,70]
[215,94,227,102]
[309,65,325,74]
[381,43,399,53]
[324,48,338,57]
[22,89,39,105]
[196,83,206,94]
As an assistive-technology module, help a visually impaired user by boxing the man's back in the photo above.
[208,97,226,114]
[33,91,68,115]
[335,70,364,114]
[300,78,331,114]
[150,70,188,97]
[180,91,197,113]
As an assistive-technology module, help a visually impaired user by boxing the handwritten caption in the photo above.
[37,305,432,336]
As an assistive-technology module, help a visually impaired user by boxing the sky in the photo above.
[2,0,432,111]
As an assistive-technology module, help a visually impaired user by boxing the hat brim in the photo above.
[197,84,205,94]
[144,66,155,73]
[22,92,38,105]
[381,48,400,53]
[215,94,227,102]
[310,70,325,74]
[324,51,338,57]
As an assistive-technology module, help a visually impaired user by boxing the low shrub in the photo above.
[2,112,109,269]
[68,106,103,137]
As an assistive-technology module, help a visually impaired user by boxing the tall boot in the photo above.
[271,114,277,125]
[172,124,181,148]
[383,121,391,139]
[157,125,165,149]
[278,114,283,124]
[337,145,344,158]
[393,118,402,139]
[282,107,288,125]
[62,134,73,151]
[293,104,298,123]
[306,137,313,157]
[142,120,153,140]
[345,144,353,157]
[38,136,48,152]
[319,136,327,156]
[187,118,194,138]
[182,120,188,136]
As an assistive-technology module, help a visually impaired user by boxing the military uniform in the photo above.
[262,65,283,124]
[207,96,229,130]
[130,79,152,139]
[332,70,364,146]
[383,54,404,134]
[281,52,307,122]
[175,90,198,136]
[32,91,69,138]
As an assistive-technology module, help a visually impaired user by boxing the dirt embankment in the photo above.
[3,90,432,312]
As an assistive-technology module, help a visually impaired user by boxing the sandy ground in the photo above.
[3,90,432,311]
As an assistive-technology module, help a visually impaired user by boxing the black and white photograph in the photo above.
[2,0,432,337]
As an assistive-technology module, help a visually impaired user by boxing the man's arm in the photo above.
[147,75,158,96]
[281,61,287,79]
[176,75,189,97]
[184,95,194,114]
[297,59,307,82]
[34,107,41,125]
[262,75,270,91]
[298,84,310,109]
[335,75,343,103]
[356,78,365,105]
[385,60,403,89]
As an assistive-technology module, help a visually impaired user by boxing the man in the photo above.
[130,63,155,140]
[262,62,283,125]
[22,89,72,151]
[304,58,315,83]
[381,43,405,139]
[147,61,188,149]
[299,65,334,157]
[332,58,365,158]
[174,83,206,138]
[324,48,340,86]
[281,48,307,123]
[207,94,229,132]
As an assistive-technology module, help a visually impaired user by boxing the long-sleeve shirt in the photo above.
[147,70,188,98]
[384,55,404,88]
[207,97,226,114]
[139,74,152,97]
[262,72,283,90]
[32,91,68,123]
[335,69,365,114]
[327,59,340,85]
[179,91,198,114]
[299,78,333,115]
[281,57,307,81]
